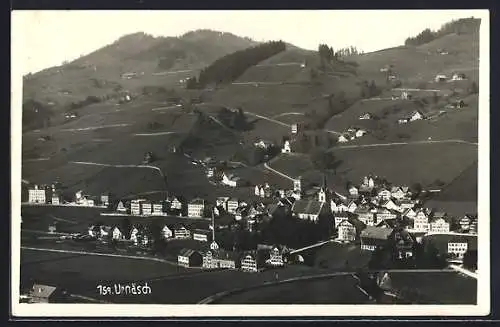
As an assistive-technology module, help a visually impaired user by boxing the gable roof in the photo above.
[292,200,324,215]
[31,284,57,298]
[360,226,394,240]
[178,248,200,257]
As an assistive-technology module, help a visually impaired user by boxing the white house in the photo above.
[188,198,205,218]
[130,227,139,244]
[430,217,450,233]
[227,198,239,215]
[291,123,299,134]
[409,111,425,121]
[116,201,127,213]
[241,254,258,272]
[112,227,123,240]
[348,186,359,197]
[281,140,292,153]
[359,113,373,120]
[413,210,430,232]
[451,72,466,81]
[174,226,191,239]
[448,240,468,259]
[377,188,392,201]
[355,129,368,138]
[267,247,284,267]
[337,220,357,242]
[221,172,242,188]
[28,185,47,204]
[161,225,173,239]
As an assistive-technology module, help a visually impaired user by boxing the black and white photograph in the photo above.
[11,9,490,317]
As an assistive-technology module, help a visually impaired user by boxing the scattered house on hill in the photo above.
[240,252,260,273]
[161,225,173,239]
[192,229,212,242]
[410,110,425,121]
[51,191,61,205]
[398,118,409,124]
[177,249,203,268]
[360,226,393,252]
[359,112,373,120]
[281,140,292,153]
[377,188,392,201]
[434,74,448,82]
[451,72,466,81]
[29,284,65,303]
[291,123,299,134]
[291,199,327,222]
[188,198,205,218]
[355,129,368,138]
[48,223,57,234]
[116,201,127,213]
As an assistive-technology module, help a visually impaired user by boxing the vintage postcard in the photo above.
[11,9,490,318]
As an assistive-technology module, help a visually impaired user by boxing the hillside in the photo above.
[22,30,258,114]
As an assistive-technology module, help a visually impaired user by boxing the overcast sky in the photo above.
[12,10,484,75]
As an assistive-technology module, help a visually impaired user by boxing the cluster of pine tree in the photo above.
[404,17,480,46]
[335,46,363,57]
[186,41,286,89]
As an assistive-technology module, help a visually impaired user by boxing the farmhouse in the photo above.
[412,209,431,233]
[355,129,368,138]
[360,226,393,251]
[391,228,416,260]
[130,226,139,244]
[177,249,203,268]
[167,196,183,210]
[291,199,327,222]
[100,193,110,207]
[401,91,412,100]
[398,118,409,124]
[291,123,299,134]
[188,198,205,218]
[254,140,274,150]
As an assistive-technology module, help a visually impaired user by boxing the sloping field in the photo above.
[387,271,477,304]
[215,274,370,304]
[332,142,477,187]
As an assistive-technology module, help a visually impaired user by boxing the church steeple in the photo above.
[318,174,328,203]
